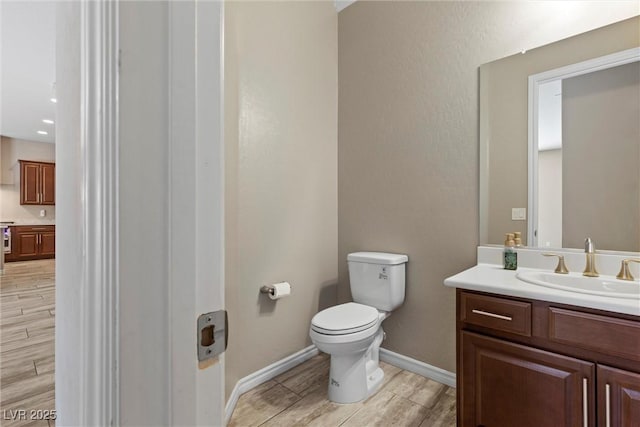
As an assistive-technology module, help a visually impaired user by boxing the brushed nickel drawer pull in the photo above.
[605,383,611,427]
[471,309,513,321]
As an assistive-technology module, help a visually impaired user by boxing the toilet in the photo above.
[309,251,408,404]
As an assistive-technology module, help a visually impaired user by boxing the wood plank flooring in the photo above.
[0,260,55,427]
[228,353,457,427]
[0,260,456,426]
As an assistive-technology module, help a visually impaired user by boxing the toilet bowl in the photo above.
[309,252,408,404]
[310,302,388,403]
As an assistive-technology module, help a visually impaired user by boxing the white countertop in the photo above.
[444,263,640,317]
[1,220,55,226]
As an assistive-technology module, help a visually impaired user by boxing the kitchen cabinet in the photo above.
[457,289,640,427]
[6,226,56,261]
[19,160,55,205]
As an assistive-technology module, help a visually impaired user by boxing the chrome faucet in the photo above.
[583,238,599,277]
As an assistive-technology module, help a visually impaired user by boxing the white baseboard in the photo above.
[224,345,319,426]
[380,348,456,388]
[224,345,455,425]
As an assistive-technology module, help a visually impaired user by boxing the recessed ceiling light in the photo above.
[37,131,48,135]
[50,98,57,103]
[42,119,54,124]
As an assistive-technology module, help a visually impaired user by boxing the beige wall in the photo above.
[338,2,639,374]
[0,136,56,221]
[563,62,640,251]
[224,2,338,398]
[482,16,639,247]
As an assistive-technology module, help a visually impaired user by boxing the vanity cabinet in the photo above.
[19,160,55,205]
[457,289,640,427]
[597,366,640,427]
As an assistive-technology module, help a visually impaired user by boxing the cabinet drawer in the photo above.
[460,292,532,336]
[549,307,640,362]
[15,226,54,233]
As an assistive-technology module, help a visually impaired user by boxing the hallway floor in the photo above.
[0,259,55,427]
[228,353,456,427]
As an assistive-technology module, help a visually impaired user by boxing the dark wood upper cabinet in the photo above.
[19,160,55,205]
[40,162,55,205]
[21,161,40,204]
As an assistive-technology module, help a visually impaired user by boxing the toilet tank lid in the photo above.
[347,252,408,265]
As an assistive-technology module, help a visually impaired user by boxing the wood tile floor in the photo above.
[228,353,457,427]
[0,260,55,427]
[0,260,456,427]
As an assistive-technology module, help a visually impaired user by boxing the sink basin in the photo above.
[516,271,640,299]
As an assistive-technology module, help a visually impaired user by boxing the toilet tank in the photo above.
[347,252,408,312]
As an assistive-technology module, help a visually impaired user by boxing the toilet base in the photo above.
[326,328,384,404]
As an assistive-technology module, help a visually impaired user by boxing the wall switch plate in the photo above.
[512,208,526,221]
[39,209,46,217]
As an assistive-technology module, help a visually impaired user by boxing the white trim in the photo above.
[335,0,357,12]
[223,345,456,425]
[527,74,539,247]
[79,1,119,425]
[168,1,225,425]
[478,66,490,246]
[224,346,320,426]
[527,47,640,247]
[380,348,456,388]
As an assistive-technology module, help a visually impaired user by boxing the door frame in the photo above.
[55,0,121,425]
[168,1,226,424]
[56,1,224,425]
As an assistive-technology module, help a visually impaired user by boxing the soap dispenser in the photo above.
[504,233,517,270]
[513,231,523,247]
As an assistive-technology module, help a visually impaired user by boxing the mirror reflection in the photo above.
[479,16,640,252]
[533,57,639,251]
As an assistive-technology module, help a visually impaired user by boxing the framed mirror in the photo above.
[479,16,640,252]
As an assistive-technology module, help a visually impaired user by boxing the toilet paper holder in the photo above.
[260,285,276,296]
[260,282,291,300]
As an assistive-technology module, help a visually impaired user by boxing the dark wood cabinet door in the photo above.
[20,161,40,204]
[17,232,38,257]
[461,331,595,427]
[7,227,56,261]
[19,160,55,205]
[39,232,56,256]
[40,163,55,205]
[598,365,640,427]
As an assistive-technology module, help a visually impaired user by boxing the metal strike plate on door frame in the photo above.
[197,310,228,362]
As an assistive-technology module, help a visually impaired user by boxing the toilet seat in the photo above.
[311,302,379,335]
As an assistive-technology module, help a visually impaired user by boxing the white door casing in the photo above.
[56,1,119,425]
[168,1,226,425]
[55,1,224,425]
